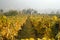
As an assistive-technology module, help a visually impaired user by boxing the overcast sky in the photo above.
[0,0,60,12]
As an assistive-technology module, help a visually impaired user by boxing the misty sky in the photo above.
[0,0,60,12]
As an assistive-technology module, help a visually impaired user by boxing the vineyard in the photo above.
[1,0,60,40]
[0,13,60,40]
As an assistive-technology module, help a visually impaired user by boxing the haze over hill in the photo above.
[0,0,60,13]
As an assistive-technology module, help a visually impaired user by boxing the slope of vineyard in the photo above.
[30,15,59,39]
[0,15,27,40]
[30,15,57,31]
[0,14,60,40]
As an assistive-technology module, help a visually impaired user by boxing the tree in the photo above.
[56,11,60,14]
[22,8,38,14]
[4,10,18,16]
[56,11,60,17]
[22,9,27,14]
[33,10,37,13]
[0,9,3,13]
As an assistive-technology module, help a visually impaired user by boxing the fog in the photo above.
[0,0,60,13]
